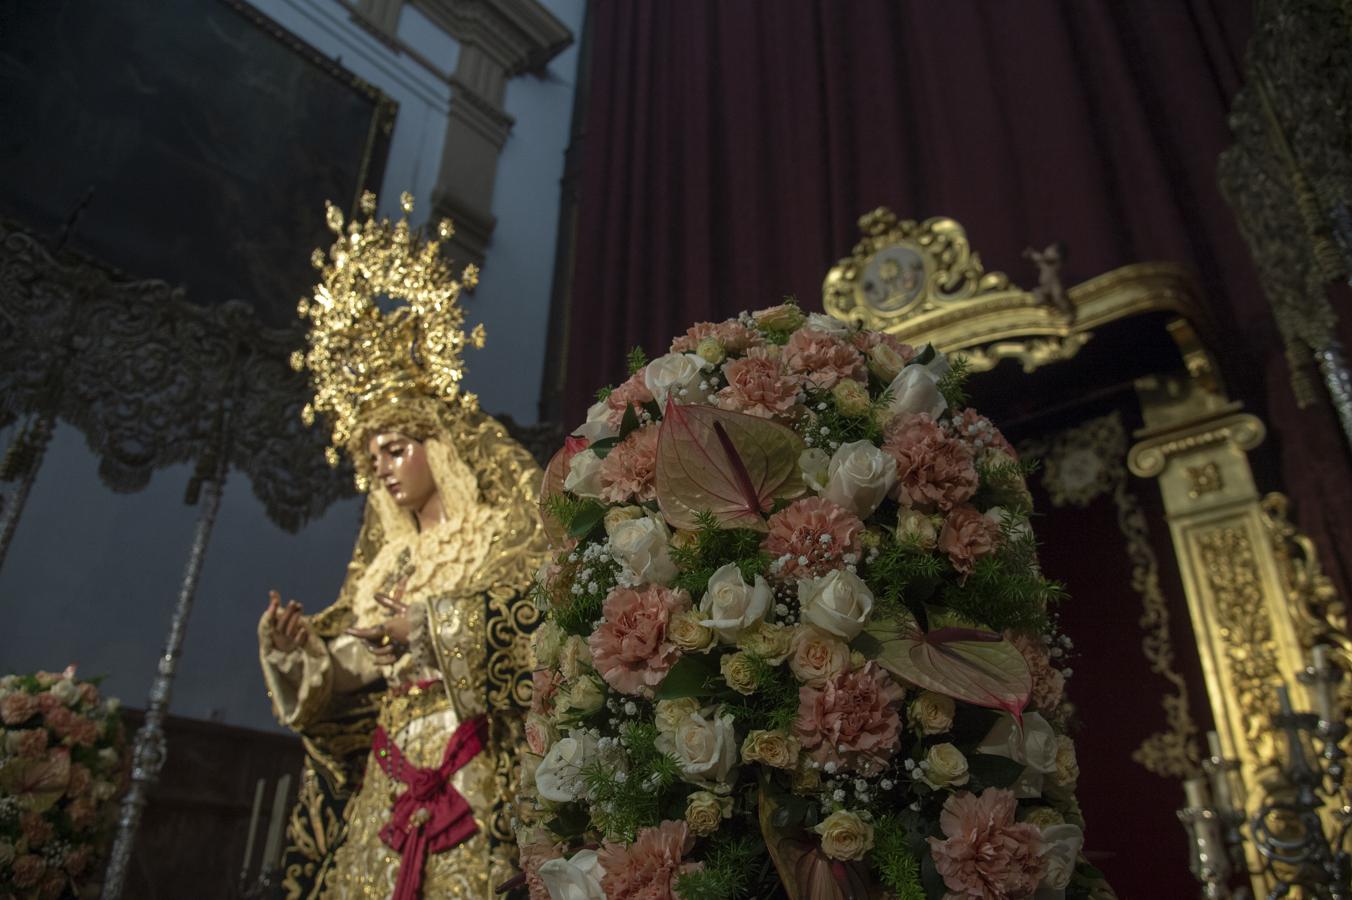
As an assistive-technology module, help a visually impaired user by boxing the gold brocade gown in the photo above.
[258,423,545,899]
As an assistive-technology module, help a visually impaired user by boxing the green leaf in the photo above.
[567,502,606,539]
[966,752,1027,790]
[654,400,806,531]
[588,435,620,459]
[914,343,937,366]
[864,612,1031,720]
[545,802,592,839]
[619,402,642,439]
[655,652,721,700]
[539,437,586,545]
[628,345,649,375]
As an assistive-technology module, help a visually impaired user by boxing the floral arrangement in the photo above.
[515,303,1106,900]
[0,668,125,900]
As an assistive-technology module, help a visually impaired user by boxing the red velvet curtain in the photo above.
[562,0,1352,599]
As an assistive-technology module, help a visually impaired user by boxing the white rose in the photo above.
[983,506,1032,543]
[564,450,605,499]
[539,848,607,900]
[822,441,897,518]
[555,674,606,722]
[103,696,121,715]
[803,312,852,337]
[920,743,971,789]
[699,563,772,643]
[558,635,594,681]
[607,516,677,586]
[799,448,830,493]
[654,697,700,735]
[532,621,565,669]
[574,399,619,443]
[535,731,599,803]
[52,678,80,706]
[1038,823,1084,892]
[92,779,117,802]
[978,712,1059,798]
[644,352,712,406]
[885,364,947,419]
[655,708,737,786]
[798,569,874,640]
[896,508,939,549]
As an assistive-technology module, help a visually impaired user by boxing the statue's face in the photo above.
[368,431,437,511]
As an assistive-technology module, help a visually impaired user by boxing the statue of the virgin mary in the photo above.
[256,193,547,899]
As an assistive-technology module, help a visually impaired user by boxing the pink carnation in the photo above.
[21,811,54,848]
[518,834,563,900]
[671,319,763,354]
[599,425,659,504]
[793,662,904,775]
[882,413,979,512]
[37,692,62,715]
[928,788,1046,899]
[529,669,563,716]
[955,409,1017,460]
[11,854,46,888]
[606,369,656,427]
[38,872,65,900]
[13,728,48,758]
[589,585,689,697]
[64,845,93,877]
[598,820,701,900]
[67,796,97,831]
[939,506,1001,576]
[1010,633,1065,712]
[1,691,39,725]
[78,682,99,707]
[66,763,92,799]
[783,328,866,390]
[764,497,864,582]
[714,347,801,419]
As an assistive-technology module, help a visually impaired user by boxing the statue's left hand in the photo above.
[345,590,411,665]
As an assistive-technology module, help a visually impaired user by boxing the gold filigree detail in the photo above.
[1197,526,1283,760]
[1186,462,1224,499]
[1022,412,1201,778]
[822,210,1212,375]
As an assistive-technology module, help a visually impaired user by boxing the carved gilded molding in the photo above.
[822,209,1210,372]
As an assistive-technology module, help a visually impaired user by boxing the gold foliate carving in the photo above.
[296,191,486,470]
[1197,526,1282,761]
[822,210,1210,373]
[1260,493,1345,651]
[1022,413,1201,778]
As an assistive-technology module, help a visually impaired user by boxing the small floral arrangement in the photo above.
[516,303,1105,899]
[0,667,125,900]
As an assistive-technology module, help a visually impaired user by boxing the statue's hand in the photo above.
[267,590,309,653]
[346,591,412,666]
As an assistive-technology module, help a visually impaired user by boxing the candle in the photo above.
[1184,776,1210,810]
[260,774,292,872]
[1312,645,1336,723]
[241,777,265,879]
[1207,730,1223,761]
[1314,644,1330,673]
[1277,683,1294,716]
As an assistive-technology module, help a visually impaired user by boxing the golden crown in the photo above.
[292,190,484,469]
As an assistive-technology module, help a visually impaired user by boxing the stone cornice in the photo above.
[412,0,572,76]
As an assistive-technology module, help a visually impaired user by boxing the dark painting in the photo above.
[0,0,396,327]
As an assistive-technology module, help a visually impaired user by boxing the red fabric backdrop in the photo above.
[560,0,1352,601]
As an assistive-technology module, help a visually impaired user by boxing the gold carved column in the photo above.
[1127,368,1309,891]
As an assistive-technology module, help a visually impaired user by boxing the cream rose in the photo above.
[896,508,940,549]
[867,342,908,382]
[1053,734,1079,787]
[525,713,558,756]
[791,756,822,794]
[696,337,726,365]
[574,399,619,443]
[822,440,898,518]
[738,622,793,664]
[608,515,678,586]
[644,351,713,406]
[685,790,732,836]
[538,848,607,900]
[920,742,970,789]
[799,448,831,493]
[0,839,14,867]
[555,674,606,722]
[603,505,646,532]
[564,449,605,498]
[884,363,947,419]
[788,625,850,685]
[699,563,772,642]
[1039,823,1084,892]
[532,621,565,669]
[754,304,807,331]
[831,379,871,418]
[813,810,874,861]
[909,691,955,735]
[803,312,852,337]
[558,635,594,681]
[655,707,738,786]
[668,610,716,652]
[741,729,800,769]
[654,697,700,735]
[52,679,80,706]
[1022,806,1065,829]
[535,731,599,803]
[798,569,875,641]
[721,652,759,695]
